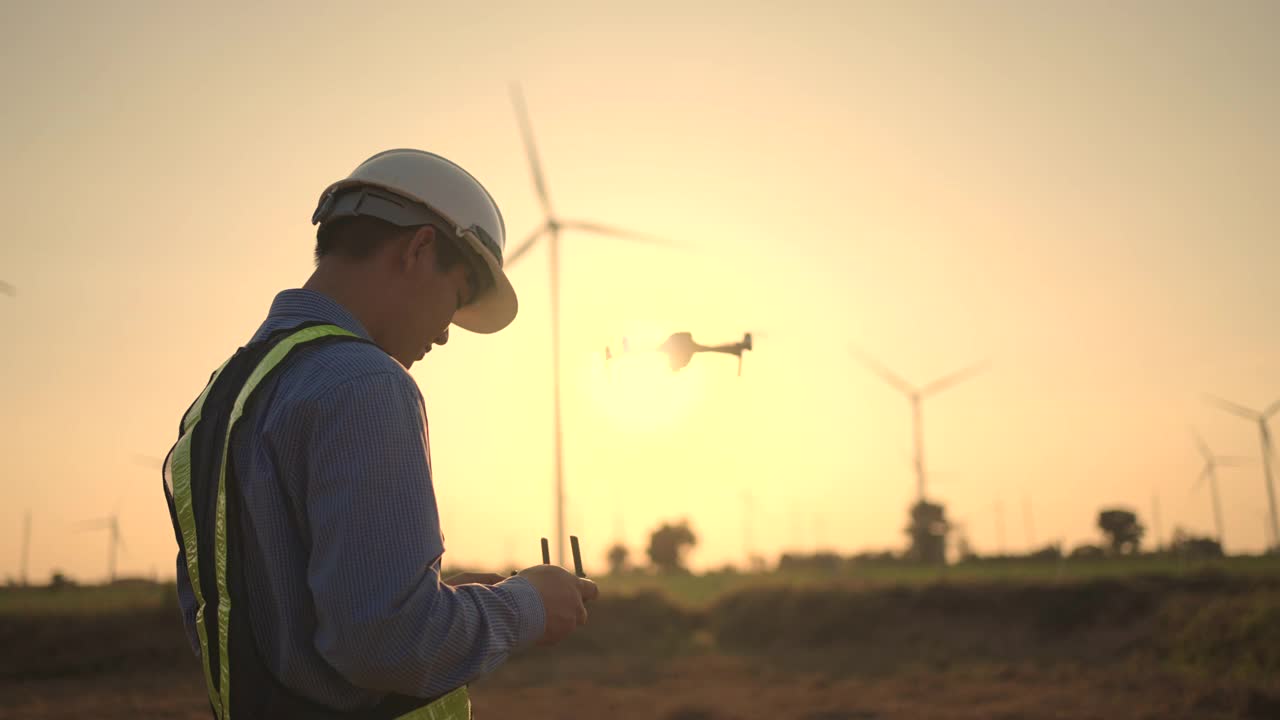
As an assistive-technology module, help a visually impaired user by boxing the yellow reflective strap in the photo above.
[183,358,232,434]
[213,324,359,719]
[172,360,233,719]
[393,686,471,720]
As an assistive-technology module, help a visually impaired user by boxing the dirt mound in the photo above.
[553,590,702,656]
[0,606,195,682]
[708,572,1280,677]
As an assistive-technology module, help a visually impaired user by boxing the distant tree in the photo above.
[1170,527,1224,560]
[851,550,899,565]
[1069,543,1105,560]
[646,520,697,573]
[778,552,841,573]
[1098,508,1144,555]
[606,543,630,575]
[905,500,949,564]
[49,570,74,590]
[1027,543,1064,562]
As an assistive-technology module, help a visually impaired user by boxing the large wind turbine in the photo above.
[854,349,988,502]
[77,514,125,583]
[1191,430,1248,546]
[1206,396,1280,550]
[506,85,674,565]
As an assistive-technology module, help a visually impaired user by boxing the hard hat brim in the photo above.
[452,233,518,334]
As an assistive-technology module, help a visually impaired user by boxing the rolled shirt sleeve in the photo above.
[300,370,545,698]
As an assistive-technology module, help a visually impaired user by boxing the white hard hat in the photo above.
[312,149,517,334]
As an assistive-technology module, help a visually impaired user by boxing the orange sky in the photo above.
[1,1,1278,582]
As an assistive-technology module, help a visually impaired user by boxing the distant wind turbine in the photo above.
[1206,395,1280,551]
[506,84,676,565]
[77,514,125,583]
[853,348,989,502]
[1191,429,1249,546]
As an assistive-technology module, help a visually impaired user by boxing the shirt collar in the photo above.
[264,289,374,341]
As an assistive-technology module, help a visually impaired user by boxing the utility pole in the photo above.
[1151,493,1164,552]
[20,511,31,586]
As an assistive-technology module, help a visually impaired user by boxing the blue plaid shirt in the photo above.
[174,289,545,710]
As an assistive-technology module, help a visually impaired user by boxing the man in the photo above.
[163,149,597,719]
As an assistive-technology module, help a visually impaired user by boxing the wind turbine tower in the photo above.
[78,514,124,583]
[854,349,988,502]
[1191,430,1248,547]
[1207,396,1280,551]
[506,85,674,565]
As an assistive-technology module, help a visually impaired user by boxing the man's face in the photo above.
[387,227,476,369]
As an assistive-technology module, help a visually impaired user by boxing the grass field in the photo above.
[3,559,1279,719]
[591,554,1280,606]
[0,580,175,616]
[6,554,1278,615]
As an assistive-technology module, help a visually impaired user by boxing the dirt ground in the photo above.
[3,651,1277,720]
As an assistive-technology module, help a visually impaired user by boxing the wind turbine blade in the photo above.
[1192,466,1210,492]
[1264,398,1280,420]
[921,360,990,397]
[1215,456,1254,467]
[850,346,916,396]
[505,224,549,268]
[557,220,678,248]
[74,518,112,531]
[510,83,553,218]
[1204,395,1259,420]
[1191,428,1212,461]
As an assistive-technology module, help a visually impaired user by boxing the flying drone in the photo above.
[606,331,754,376]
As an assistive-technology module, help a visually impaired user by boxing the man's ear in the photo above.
[402,225,436,269]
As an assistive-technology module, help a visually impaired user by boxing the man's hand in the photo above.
[517,564,599,646]
[443,572,507,587]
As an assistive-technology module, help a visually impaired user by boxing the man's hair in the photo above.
[315,216,494,301]
[316,216,413,262]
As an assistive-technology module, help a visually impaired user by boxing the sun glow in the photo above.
[588,331,706,435]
